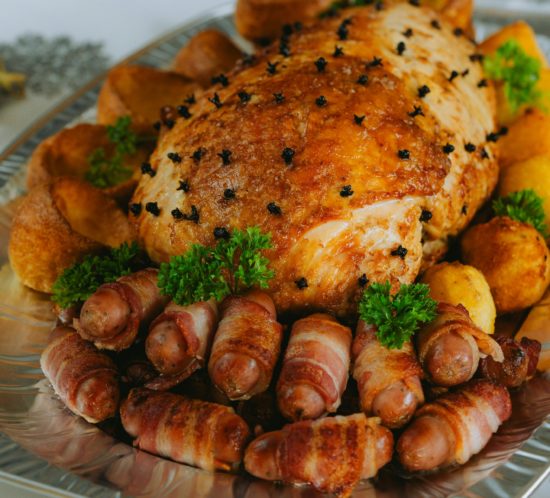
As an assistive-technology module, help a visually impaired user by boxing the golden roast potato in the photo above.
[461,216,550,314]
[421,261,496,334]
[499,154,550,230]
[9,178,134,293]
[172,30,242,88]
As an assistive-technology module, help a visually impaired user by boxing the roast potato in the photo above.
[499,154,550,229]
[235,0,332,42]
[499,107,550,168]
[172,30,242,88]
[479,21,548,67]
[461,216,550,314]
[421,261,496,334]
[26,123,151,203]
[479,22,548,124]
[97,65,200,135]
[9,177,134,293]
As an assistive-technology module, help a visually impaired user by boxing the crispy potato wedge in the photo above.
[499,154,550,229]
[172,30,242,88]
[235,0,332,42]
[97,65,200,135]
[499,109,550,168]
[26,123,151,203]
[9,177,134,293]
[461,217,550,314]
[421,261,496,334]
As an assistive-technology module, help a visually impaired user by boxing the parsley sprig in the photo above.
[85,116,137,188]
[52,242,142,308]
[359,282,437,349]
[493,189,548,237]
[158,227,274,305]
[484,40,542,111]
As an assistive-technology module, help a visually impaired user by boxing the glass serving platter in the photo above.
[2,2,550,497]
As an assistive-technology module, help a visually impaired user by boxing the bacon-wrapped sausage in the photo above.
[397,379,512,472]
[120,388,250,471]
[75,268,169,351]
[145,300,218,387]
[416,303,503,387]
[40,326,120,423]
[478,336,541,388]
[208,290,283,400]
[352,320,424,428]
[244,413,393,497]
[276,313,351,421]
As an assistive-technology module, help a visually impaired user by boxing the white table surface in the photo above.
[0,1,549,496]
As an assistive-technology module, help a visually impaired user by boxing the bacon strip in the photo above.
[208,290,283,400]
[75,268,169,351]
[276,313,351,421]
[417,303,503,387]
[145,300,218,387]
[397,379,512,472]
[352,320,424,428]
[40,326,120,423]
[478,336,541,388]
[120,388,250,472]
[244,414,393,497]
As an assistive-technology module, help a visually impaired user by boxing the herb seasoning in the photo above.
[191,148,206,162]
[177,105,192,119]
[408,105,424,117]
[171,208,184,220]
[267,61,279,75]
[420,209,433,222]
[315,57,328,72]
[145,202,160,216]
[398,149,411,160]
[391,245,408,259]
[167,152,182,163]
[238,91,252,103]
[357,74,368,85]
[177,180,190,192]
[214,227,231,239]
[397,41,406,56]
[282,147,295,165]
[403,28,413,38]
[141,162,155,177]
[274,92,285,103]
[267,202,282,215]
[333,46,344,57]
[211,74,229,87]
[316,95,328,107]
[465,142,476,153]
[208,93,222,109]
[358,274,369,287]
[129,203,142,216]
[295,277,308,290]
[218,149,232,166]
[340,185,354,197]
[224,188,236,199]
[442,143,455,154]
[477,79,488,88]
[448,70,459,82]
[418,85,431,98]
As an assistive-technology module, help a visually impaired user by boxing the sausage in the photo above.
[352,320,424,428]
[75,268,169,351]
[120,388,250,471]
[276,313,351,421]
[244,413,393,497]
[208,290,283,400]
[145,300,218,381]
[397,379,512,472]
[416,303,503,387]
[478,336,541,388]
[40,326,120,423]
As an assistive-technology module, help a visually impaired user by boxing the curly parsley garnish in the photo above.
[85,116,137,188]
[158,227,274,305]
[52,242,142,308]
[493,189,548,237]
[359,282,437,349]
[484,40,542,111]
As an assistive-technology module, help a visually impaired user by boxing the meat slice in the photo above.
[132,2,497,316]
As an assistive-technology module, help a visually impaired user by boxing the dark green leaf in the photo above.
[493,188,548,237]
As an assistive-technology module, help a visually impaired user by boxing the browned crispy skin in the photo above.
[75,268,169,351]
[397,379,511,472]
[172,30,243,88]
[244,414,393,497]
[40,326,120,423]
[120,388,250,471]
[478,336,541,388]
[352,320,424,428]
[417,303,503,386]
[208,291,283,400]
[132,3,497,317]
[276,313,352,421]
